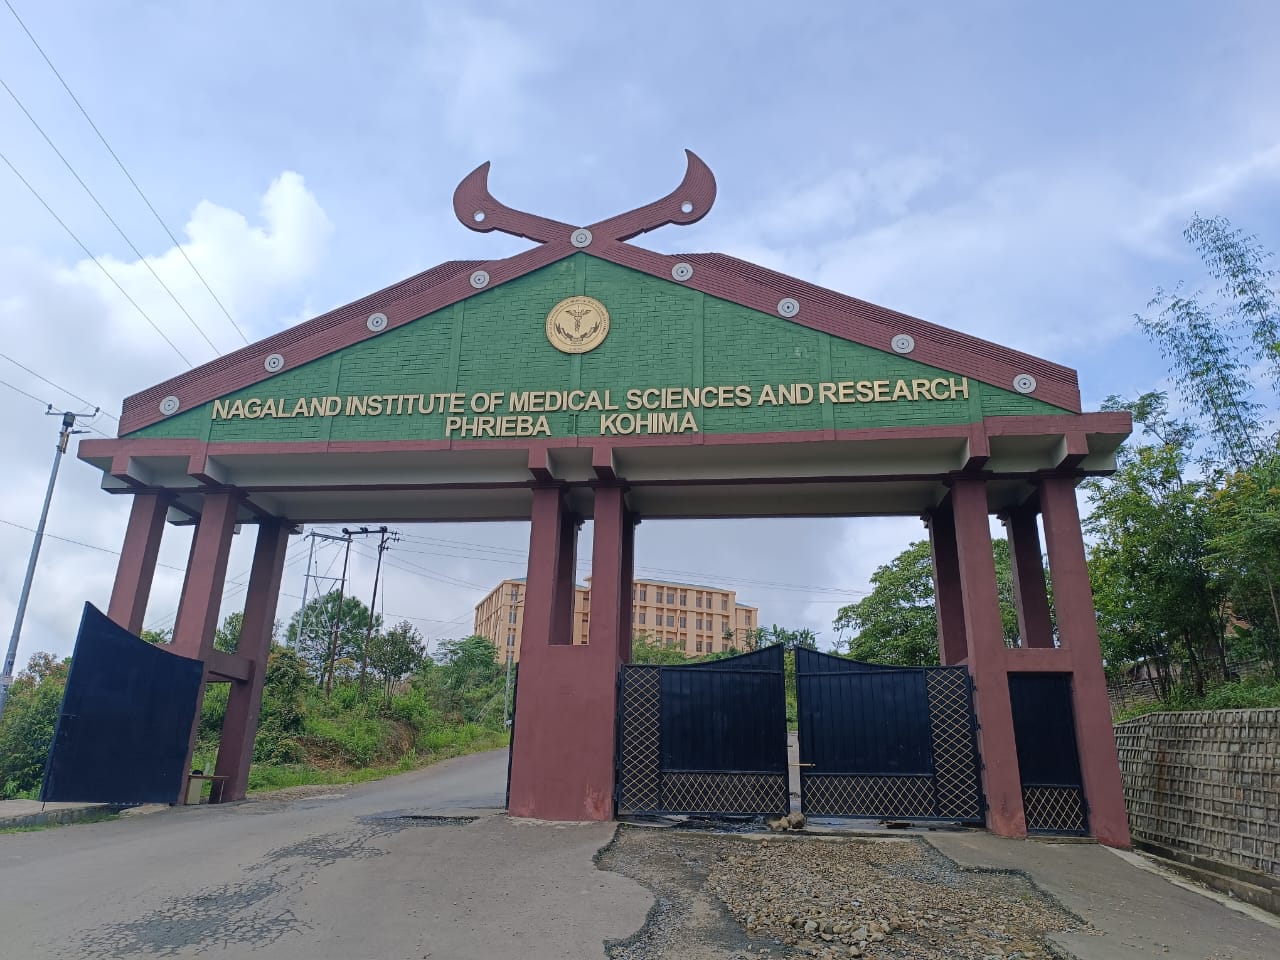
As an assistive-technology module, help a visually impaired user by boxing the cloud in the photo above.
[418,8,550,156]
[0,173,332,664]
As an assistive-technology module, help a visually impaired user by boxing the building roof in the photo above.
[114,151,1081,435]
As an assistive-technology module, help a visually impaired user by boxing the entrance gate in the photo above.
[616,645,788,816]
[73,153,1133,843]
[1009,673,1088,834]
[795,648,984,822]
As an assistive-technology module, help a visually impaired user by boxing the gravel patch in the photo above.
[599,827,1087,960]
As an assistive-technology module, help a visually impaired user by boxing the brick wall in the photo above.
[1114,709,1279,880]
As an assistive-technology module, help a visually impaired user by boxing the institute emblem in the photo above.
[546,296,610,354]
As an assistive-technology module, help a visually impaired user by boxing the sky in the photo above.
[1,1,1279,664]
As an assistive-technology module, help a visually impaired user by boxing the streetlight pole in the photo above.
[0,409,94,722]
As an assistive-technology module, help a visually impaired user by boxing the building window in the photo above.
[638,612,646,625]
[509,588,519,601]
[666,615,675,627]
[745,612,752,625]
[508,610,517,624]
[507,631,515,647]
[696,617,703,630]
[721,597,728,610]
[679,615,687,628]
[721,642,729,652]
[639,587,647,601]
[695,593,703,608]
[679,591,687,605]
[696,640,703,653]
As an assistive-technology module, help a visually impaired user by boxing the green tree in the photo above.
[366,621,426,701]
[1085,443,1229,694]
[285,591,380,693]
[1206,442,1280,672]
[630,631,688,664]
[1138,214,1278,470]
[416,636,506,726]
[832,539,1022,666]
[0,652,69,798]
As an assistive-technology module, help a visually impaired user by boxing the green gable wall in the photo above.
[128,254,1069,443]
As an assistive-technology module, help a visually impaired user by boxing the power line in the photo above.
[0,375,49,407]
[0,350,118,422]
[2,0,250,346]
[0,516,184,570]
[0,73,221,355]
[0,148,191,365]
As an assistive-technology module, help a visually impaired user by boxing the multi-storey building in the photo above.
[473,576,760,662]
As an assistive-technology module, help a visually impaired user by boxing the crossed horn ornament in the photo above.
[453,149,717,248]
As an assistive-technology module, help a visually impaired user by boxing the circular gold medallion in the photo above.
[546,296,610,354]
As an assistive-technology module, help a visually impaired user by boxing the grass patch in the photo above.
[1114,676,1280,722]
[245,726,509,795]
[0,810,119,834]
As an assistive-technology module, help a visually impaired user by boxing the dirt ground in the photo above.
[596,826,1087,960]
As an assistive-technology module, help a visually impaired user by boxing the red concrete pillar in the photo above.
[1039,477,1131,847]
[171,492,239,659]
[107,492,171,634]
[617,513,637,664]
[518,486,567,652]
[550,509,580,645]
[1002,503,1055,648]
[951,478,1027,838]
[926,498,968,665]
[213,519,291,802]
[169,492,239,801]
[507,485,627,820]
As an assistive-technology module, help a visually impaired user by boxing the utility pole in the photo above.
[293,530,349,650]
[323,533,353,698]
[358,526,398,696]
[0,407,96,722]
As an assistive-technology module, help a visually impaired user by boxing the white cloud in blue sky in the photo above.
[1,1,1278,657]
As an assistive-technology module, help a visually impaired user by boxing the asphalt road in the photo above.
[0,749,651,960]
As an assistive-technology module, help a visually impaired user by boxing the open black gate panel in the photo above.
[1008,673,1088,834]
[795,648,984,822]
[40,603,204,805]
[616,645,788,816]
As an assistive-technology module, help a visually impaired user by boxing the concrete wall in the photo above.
[1115,709,1279,891]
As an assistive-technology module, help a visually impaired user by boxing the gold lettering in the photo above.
[533,415,550,436]
[679,411,698,432]
[758,384,777,406]
[818,382,837,405]
[213,399,231,420]
[795,383,814,404]
[625,389,643,410]
[892,379,912,401]
[950,377,969,400]
[244,398,263,419]
[567,390,586,411]
[735,385,752,406]
[642,388,661,410]
[931,378,950,400]
[778,383,795,405]
[856,381,875,403]
[911,379,932,401]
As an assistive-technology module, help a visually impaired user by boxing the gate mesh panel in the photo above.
[1023,786,1087,833]
[617,666,661,813]
[925,669,984,821]
[662,773,788,814]
[803,775,935,817]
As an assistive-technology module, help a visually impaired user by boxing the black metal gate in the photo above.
[616,644,789,816]
[795,648,984,821]
[1008,673,1088,834]
[41,604,205,804]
